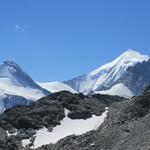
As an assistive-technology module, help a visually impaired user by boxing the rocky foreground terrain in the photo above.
[0,91,125,150]
[38,86,150,150]
[0,86,150,150]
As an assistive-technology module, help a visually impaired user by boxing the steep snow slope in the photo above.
[0,60,50,113]
[37,81,77,93]
[0,60,49,100]
[64,49,149,95]
[0,77,46,100]
[95,83,134,98]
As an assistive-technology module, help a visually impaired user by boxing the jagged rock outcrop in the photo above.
[115,59,150,96]
[37,86,150,150]
[0,91,125,150]
[1,87,150,150]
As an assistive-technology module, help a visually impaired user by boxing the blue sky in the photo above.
[0,0,150,82]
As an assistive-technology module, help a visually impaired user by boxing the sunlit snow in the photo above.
[95,83,134,98]
[67,49,149,95]
[37,81,77,93]
[22,108,108,148]
[7,130,18,137]
[0,77,45,100]
[22,138,32,147]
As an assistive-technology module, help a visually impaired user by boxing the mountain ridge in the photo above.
[0,60,50,113]
[36,81,77,94]
[0,49,149,114]
[64,49,150,96]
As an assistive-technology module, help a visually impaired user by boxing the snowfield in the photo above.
[22,108,109,148]
[0,77,45,100]
[95,83,134,98]
[37,81,77,93]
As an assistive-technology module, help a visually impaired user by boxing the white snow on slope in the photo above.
[22,138,32,147]
[0,60,48,101]
[0,60,49,113]
[0,77,45,100]
[37,81,77,93]
[22,108,108,148]
[7,130,18,137]
[67,49,149,94]
[95,83,134,98]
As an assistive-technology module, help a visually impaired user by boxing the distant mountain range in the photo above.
[0,49,149,113]
[0,49,150,149]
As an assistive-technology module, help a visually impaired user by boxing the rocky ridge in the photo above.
[37,86,150,150]
[0,91,125,150]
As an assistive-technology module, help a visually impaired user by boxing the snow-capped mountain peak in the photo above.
[64,49,149,96]
[90,49,149,77]
[0,60,50,113]
[0,60,49,101]
[89,49,149,90]
[1,60,29,78]
[0,60,28,85]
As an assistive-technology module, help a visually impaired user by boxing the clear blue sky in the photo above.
[0,0,150,82]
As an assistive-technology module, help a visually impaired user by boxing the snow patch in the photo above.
[95,83,134,98]
[23,108,108,149]
[7,130,18,137]
[22,138,32,147]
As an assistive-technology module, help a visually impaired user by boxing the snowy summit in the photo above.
[64,49,149,97]
[0,60,50,113]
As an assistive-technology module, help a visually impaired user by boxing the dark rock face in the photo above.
[0,91,125,150]
[38,87,150,150]
[0,94,32,114]
[116,59,150,96]
[0,98,64,130]
[68,110,92,119]
[2,88,150,150]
